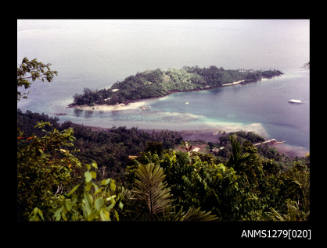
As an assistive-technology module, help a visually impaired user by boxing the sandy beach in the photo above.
[68,101,148,112]
[222,80,245,86]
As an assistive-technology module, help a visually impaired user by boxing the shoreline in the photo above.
[68,101,148,111]
[71,123,308,158]
[67,74,283,111]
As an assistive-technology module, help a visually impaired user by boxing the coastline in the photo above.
[72,123,308,158]
[63,71,307,156]
[67,74,283,112]
[270,143,309,158]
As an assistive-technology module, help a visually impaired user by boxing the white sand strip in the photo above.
[72,101,147,112]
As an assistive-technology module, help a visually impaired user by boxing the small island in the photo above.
[68,66,283,109]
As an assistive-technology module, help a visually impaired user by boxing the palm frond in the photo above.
[179,207,219,222]
[265,200,309,221]
[132,163,172,216]
[265,208,285,221]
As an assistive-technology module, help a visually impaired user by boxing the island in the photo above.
[68,66,283,109]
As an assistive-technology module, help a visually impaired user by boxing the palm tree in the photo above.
[132,163,172,218]
[227,135,250,171]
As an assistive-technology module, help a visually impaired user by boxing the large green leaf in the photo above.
[90,171,97,179]
[110,180,116,192]
[101,178,110,186]
[65,199,72,211]
[91,162,98,169]
[84,171,92,183]
[82,198,92,217]
[100,209,110,221]
[67,184,80,197]
[118,201,124,210]
[37,208,44,221]
[54,207,63,221]
[95,198,104,211]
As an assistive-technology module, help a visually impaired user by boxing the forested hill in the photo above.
[70,66,283,107]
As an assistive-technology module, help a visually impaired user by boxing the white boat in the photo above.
[288,99,303,104]
[185,101,189,105]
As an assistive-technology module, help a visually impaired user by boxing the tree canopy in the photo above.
[17,57,58,101]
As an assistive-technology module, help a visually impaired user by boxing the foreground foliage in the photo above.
[121,162,218,221]
[17,114,310,222]
[17,57,58,100]
[125,137,310,221]
[17,109,183,181]
[17,122,82,221]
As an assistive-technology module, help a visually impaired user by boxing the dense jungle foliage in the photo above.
[17,109,183,182]
[71,66,283,106]
[17,109,310,222]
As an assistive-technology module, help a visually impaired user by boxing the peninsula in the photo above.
[69,66,283,109]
